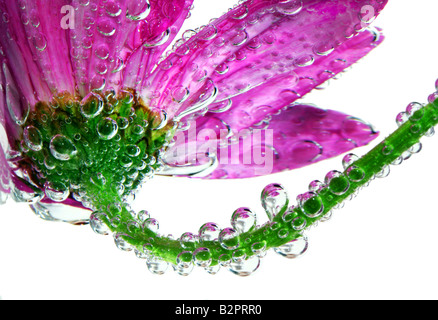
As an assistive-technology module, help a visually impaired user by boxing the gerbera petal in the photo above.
[69,0,193,95]
[162,104,378,179]
[146,0,387,120]
[194,27,383,137]
[0,0,194,101]
[123,0,195,92]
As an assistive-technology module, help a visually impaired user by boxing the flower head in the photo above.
[0,0,387,211]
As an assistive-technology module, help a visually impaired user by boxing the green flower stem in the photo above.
[92,100,438,267]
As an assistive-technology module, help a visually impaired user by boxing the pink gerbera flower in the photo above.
[0,0,388,275]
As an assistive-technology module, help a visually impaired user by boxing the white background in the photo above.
[1,0,438,300]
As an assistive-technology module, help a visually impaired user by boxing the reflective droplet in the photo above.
[32,32,47,51]
[113,233,133,251]
[97,19,116,36]
[274,235,308,259]
[342,153,359,170]
[219,228,240,250]
[325,170,350,196]
[251,241,267,257]
[80,92,104,119]
[193,247,212,267]
[97,117,118,140]
[126,0,151,21]
[23,125,43,151]
[276,0,303,15]
[231,207,256,234]
[49,134,77,161]
[175,251,194,276]
[228,256,260,277]
[179,232,197,250]
[44,181,70,202]
[147,256,169,275]
[298,192,324,218]
[199,222,220,242]
[261,183,288,220]
[90,212,110,235]
[143,218,159,233]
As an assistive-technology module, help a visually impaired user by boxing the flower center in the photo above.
[16,90,174,206]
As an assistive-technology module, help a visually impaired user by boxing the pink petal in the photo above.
[199,28,384,136]
[162,104,378,179]
[0,0,194,101]
[147,0,387,120]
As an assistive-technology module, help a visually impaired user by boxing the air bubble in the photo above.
[298,192,324,218]
[23,126,43,151]
[325,171,350,196]
[44,181,70,202]
[261,183,288,220]
[97,118,118,140]
[90,212,110,235]
[219,228,240,250]
[193,247,212,267]
[147,256,169,275]
[274,235,308,259]
[231,207,256,234]
[199,222,220,242]
[228,256,260,277]
[49,134,77,161]
[80,92,104,119]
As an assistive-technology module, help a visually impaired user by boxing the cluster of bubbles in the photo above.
[89,189,309,277]
[4,89,171,223]
[87,92,437,276]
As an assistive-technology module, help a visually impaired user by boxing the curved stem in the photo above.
[90,99,438,268]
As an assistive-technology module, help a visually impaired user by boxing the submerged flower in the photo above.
[0,0,393,275]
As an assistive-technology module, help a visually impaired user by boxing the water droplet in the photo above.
[113,233,133,251]
[49,134,78,161]
[325,170,350,196]
[230,4,248,19]
[276,0,303,15]
[294,55,315,67]
[298,192,324,218]
[90,212,110,235]
[228,256,260,277]
[179,232,198,250]
[231,207,256,234]
[346,166,365,182]
[11,184,43,204]
[375,165,390,179]
[106,1,122,17]
[143,218,159,233]
[32,32,47,51]
[80,92,104,119]
[175,251,194,276]
[251,241,267,257]
[199,222,220,242]
[97,117,118,140]
[193,247,212,267]
[146,256,169,275]
[219,228,240,250]
[171,86,189,103]
[44,181,70,202]
[126,144,141,157]
[261,183,288,220]
[4,65,30,125]
[274,235,308,259]
[23,125,43,151]
[342,153,359,169]
[126,0,151,21]
[97,19,116,37]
